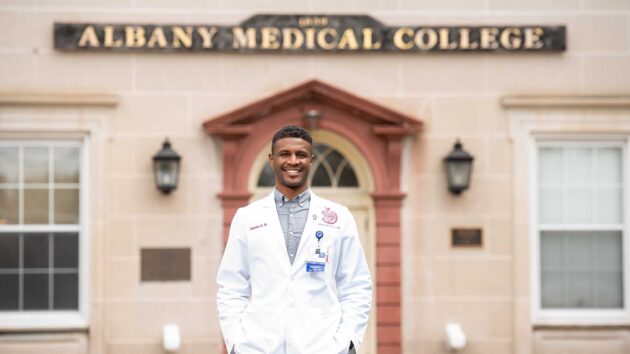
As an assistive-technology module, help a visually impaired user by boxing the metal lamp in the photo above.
[152,139,181,194]
[444,140,474,195]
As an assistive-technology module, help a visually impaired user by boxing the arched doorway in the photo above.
[204,80,421,353]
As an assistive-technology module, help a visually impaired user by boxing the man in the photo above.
[216,125,372,354]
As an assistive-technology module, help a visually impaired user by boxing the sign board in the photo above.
[54,14,566,53]
[141,248,191,282]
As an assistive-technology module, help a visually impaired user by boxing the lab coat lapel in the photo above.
[261,192,292,271]
[291,192,322,274]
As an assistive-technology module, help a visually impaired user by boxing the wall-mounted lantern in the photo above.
[152,139,181,194]
[443,140,474,195]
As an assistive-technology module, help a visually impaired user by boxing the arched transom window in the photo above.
[257,143,359,188]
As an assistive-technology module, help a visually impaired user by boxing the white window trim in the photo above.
[0,92,116,331]
[0,137,90,330]
[530,136,630,325]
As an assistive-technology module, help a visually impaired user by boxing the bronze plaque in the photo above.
[451,228,483,247]
[141,248,191,281]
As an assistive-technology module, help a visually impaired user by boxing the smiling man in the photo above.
[216,125,372,354]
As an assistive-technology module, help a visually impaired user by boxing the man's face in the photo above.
[269,137,314,193]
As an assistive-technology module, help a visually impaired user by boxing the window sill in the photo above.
[0,312,88,332]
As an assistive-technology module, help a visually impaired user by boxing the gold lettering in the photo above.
[305,28,316,49]
[103,25,123,47]
[125,26,146,47]
[232,27,257,49]
[147,27,167,48]
[261,27,281,49]
[282,28,304,49]
[338,28,359,50]
[480,27,499,49]
[458,28,479,50]
[500,27,522,49]
[524,27,544,49]
[414,28,438,50]
[78,25,99,47]
[317,28,337,50]
[393,28,414,50]
[196,27,217,49]
[362,28,382,50]
[438,28,457,50]
[172,26,193,48]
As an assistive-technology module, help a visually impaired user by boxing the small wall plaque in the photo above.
[141,248,191,281]
[451,228,483,247]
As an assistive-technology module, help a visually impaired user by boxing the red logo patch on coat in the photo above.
[322,207,338,224]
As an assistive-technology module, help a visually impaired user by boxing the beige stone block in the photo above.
[0,333,88,354]
[400,55,487,94]
[583,56,630,91]
[109,175,189,216]
[364,95,430,123]
[191,258,220,297]
[514,298,532,354]
[113,95,189,134]
[404,299,512,340]
[486,218,512,256]
[106,300,219,340]
[136,218,221,261]
[566,15,628,53]
[35,0,133,7]
[35,52,133,91]
[108,137,136,174]
[311,56,399,94]
[134,54,222,92]
[187,341,223,354]
[135,134,221,176]
[191,93,259,125]
[398,0,485,10]
[431,97,506,135]
[459,340,513,354]
[221,55,312,94]
[484,136,511,176]
[105,258,141,299]
[216,0,308,11]
[513,225,531,297]
[487,0,579,11]
[402,258,434,298]
[402,340,443,354]
[581,0,630,10]
[533,329,630,354]
[403,216,485,257]
[107,342,172,354]
[131,0,216,8]
[486,55,581,93]
[188,176,223,217]
[0,52,37,88]
[431,258,512,297]
[301,0,394,11]
[0,12,47,49]
[106,219,135,257]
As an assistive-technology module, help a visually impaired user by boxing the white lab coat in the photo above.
[216,191,372,354]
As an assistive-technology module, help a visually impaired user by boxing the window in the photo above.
[535,140,628,322]
[0,140,86,327]
[257,143,359,188]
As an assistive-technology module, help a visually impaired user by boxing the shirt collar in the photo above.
[274,188,311,207]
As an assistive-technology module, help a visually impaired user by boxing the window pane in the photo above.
[23,233,49,269]
[541,231,623,309]
[313,143,328,155]
[54,147,80,183]
[596,187,623,224]
[54,189,79,224]
[0,233,19,268]
[539,147,563,184]
[0,189,19,224]
[54,233,78,268]
[0,147,19,183]
[566,147,592,185]
[23,274,49,310]
[596,147,622,184]
[23,189,49,224]
[338,164,359,187]
[24,147,49,184]
[53,273,78,310]
[311,164,332,187]
[256,164,275,187]
[565,187,592,223]
[325,150,344,173]
[0,274,19,310]
[539,187,563,223]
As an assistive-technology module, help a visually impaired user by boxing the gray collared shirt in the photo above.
[274,188,311,265]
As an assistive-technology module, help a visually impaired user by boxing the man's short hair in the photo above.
[271,125,312,152]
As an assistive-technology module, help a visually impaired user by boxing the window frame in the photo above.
[531,135,630,325]
[0,137,90,330]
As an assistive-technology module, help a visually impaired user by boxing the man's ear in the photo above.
[268,153,273,164]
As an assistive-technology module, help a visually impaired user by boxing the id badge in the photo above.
[306,248,328,272]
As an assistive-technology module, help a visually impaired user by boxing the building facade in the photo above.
[0,1,629,354]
